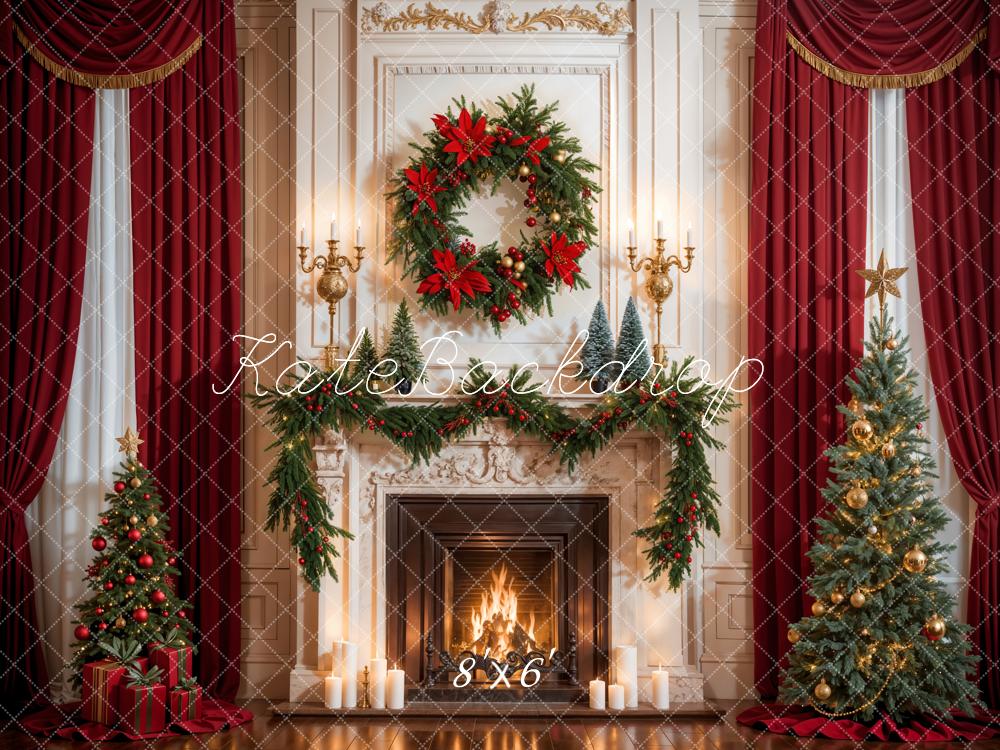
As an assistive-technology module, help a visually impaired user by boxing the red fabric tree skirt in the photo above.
[738,704,1000,743]
[20,698,253,741]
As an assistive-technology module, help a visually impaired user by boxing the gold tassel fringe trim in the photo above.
[15,24,202,89]
[786,27,986,89]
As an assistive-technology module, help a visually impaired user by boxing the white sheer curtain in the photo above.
[866,88,972,611]
[26,89,136,701]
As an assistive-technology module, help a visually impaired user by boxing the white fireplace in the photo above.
[287,419,705,704]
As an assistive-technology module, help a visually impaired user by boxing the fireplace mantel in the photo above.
[287,420,705,704]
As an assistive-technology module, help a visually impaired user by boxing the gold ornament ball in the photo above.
[514,260,526,273]
[848,397,862,414]
[885,338,898,351]
[147,515,158,527]
[513,272,522,280]
[903,547,928,573]
[114,617,126,629]
[925,614,947,640]
[129,515,139,525]
[787,628,801,644]
[845,487,869,510]
[851,418,874,441]
[501,255,514,269]
[911,465,923,476]
[814,679,832,701]
[860,628,870,636]
[553,149,568,164]
[881,441,896,459]
[129,477,142,488]
[830,591,844,605]
[549,211,561,223]
[850,591,866,608]
[517,164,531,177]
[811,600,827,617]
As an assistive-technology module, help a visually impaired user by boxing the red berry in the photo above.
[132,607,149,623]
[511,299,521,310]
[298,557,306,565]
[74,625,91,641]
[691,492,698,499]
[490,305,500,315]
[685,535,692,541]
[527,175,537,185]
[127,529,141,542]
[124,575,136,585]
[674,552,682,559]
[114,481,126,493]
[92,537,107,551]
[687,556,693,563]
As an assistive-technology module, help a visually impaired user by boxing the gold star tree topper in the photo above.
[857,250,906,308]
[116,427,143,457]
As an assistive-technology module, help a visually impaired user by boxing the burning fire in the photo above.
[467,564,538,655]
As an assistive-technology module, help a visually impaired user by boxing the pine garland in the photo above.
[387,85,599,333]
[248,359,736,591]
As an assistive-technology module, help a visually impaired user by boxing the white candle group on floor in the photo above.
[325,642,399,711]
[587,649,670,711]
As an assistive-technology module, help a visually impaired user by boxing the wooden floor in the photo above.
[6,702,1000,749]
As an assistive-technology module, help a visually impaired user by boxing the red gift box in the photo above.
[81,657,149,724]
[148,643,194,688]
[116,682,168,734]
[168,684,203,721]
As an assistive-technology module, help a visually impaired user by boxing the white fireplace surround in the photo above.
[288,419,705,704]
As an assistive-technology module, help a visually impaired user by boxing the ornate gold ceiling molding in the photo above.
[360,0,632,36]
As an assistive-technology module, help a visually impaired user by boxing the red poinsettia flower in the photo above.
[432,113,451,135]
[405,163,445,215]
[540,232,585,287]
[510,134,551,165]
[443,108,496,165]
[417,249,492,310]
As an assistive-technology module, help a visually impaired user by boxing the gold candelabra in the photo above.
[625,236,695,365]
[297,239,364,371]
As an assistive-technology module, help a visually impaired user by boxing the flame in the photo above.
[467,564,537,654]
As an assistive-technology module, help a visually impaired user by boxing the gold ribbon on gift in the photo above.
[14,24,202,89]
[786,26,986,89]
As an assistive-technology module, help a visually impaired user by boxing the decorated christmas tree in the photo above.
[351,328,380,390]
[579,300,615,391]
[69,428,193,684]
[382,301,426,394]
[780,254,979,721]
[614,297,652,385]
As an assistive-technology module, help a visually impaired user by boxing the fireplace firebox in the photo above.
[386,495,610,702]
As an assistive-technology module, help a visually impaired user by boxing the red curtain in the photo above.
[130,0,243,700]
[747,0,868,697]
[0,55,94,705]
[907,49,1000,707]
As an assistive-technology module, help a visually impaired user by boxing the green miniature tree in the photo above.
[382,301,426,394]
[69,429,193,684]
[613,297,652,385]
[351,328,380,390]
[579,300,615,391]
[780,255,979,721]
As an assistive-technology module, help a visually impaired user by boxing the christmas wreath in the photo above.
[248,360,735,592]
[387,86,599,332]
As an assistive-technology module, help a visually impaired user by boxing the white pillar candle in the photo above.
[300,227,307,246]
[356,224,363,246]
[370,658,388,709]
[386,666,405,710]
[324,675,343,709]
[627,221,635,247]
[588,679,606,710]
[330,213,338,241]
[652,666,670,710]
[340,642,358,708]
[608,683,625,711]
[686,225,693,247]
[656,217,664,239]
[613,645,638,708]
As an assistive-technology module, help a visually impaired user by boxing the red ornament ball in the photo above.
[132,608,149,623]
[94,607,104,616]
[127,529,142,542]
[167,556,177,566]
[114,481,126,493]
[143,493,151,500]
[100,517,110,526]
[137,553,154,569]
[178,610,187,619]
[151,590,167,604]
[526,217,537,227]
[97,622,108,631]
[74,625,91,641]
[91,537,107,551]
[124,575,136,585]
[298,557,306,565]
[104,581,114,591]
